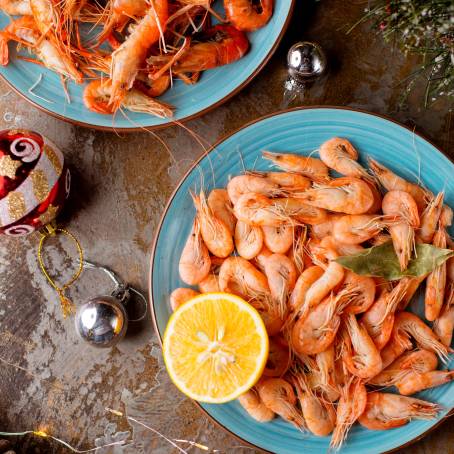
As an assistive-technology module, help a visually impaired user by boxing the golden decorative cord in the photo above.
[37,222,83,318]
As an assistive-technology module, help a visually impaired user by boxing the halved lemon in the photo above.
[163,292,269,404]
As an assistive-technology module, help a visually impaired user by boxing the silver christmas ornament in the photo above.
[75,260,147,348]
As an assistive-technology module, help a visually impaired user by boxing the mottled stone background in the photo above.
[0,1,452,453]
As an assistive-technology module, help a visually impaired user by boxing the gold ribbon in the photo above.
[37,221,83,318]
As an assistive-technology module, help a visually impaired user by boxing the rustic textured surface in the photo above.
[0,1,453,453]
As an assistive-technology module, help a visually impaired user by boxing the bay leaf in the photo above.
[335,241,454,281]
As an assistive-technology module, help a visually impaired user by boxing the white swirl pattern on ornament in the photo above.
[4,224,35,236]
[10,138,41,163]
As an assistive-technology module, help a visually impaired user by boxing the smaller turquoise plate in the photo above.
[150,107,454,454]
[0,1,293,131]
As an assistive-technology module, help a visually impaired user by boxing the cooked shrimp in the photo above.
[330,378,367,451]
[254,244,272,272]
[293,373,335,437]
[313,344,340,402]
[333,214,391,245]
[208,188,235,235]
[238,387,275,422]
[382,190,420,271]
[319,137,370,180]
[397,370,454,395]
[295,177,374,215]
[225,0,273,32]
[291,291,351,355]
[310,214,344,239]
[271,197,328,225]
[193,191,234,258]
[365,180,383,214]
[368,157,429,212]
[227,175,282,205]
[218,256,270,299]
[256,305,285,336]
[0,16,82,81]
[288,265,324,313]
[342,271,375,314]
[263,337,290,377]
[198,257,223,293]
[358,392,440,430]
[380,325,413,369]
[361,279,410,350]
[262,151,329,182]
[368,349,438,387]
[235,220,263,260]
[109,0,168,110]
[434,302,454,347]
[83,80,173,117]
[0,0,32,15]
[30,0,59,37]
[319,235,365,257]
[287,226,307,274]
[418,192,444,243]
[425,227,447,321]
[398,274,428,311]
[257,378,305,429]
[342,313,383,379]
[233,193,285,227]
[394,311,450,362]
[248,171,311,191]
[264,253,297,315]
[262,225,293,254]
[179,219,211,285]
[169,287,199,311]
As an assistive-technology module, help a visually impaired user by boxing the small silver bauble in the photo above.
[287,41,327,83]
[75,296,128,348]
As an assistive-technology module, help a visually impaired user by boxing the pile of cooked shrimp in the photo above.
[172,137,454,450]
[0,0,272,117]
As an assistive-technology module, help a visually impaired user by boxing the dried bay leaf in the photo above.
[335,241,454,281]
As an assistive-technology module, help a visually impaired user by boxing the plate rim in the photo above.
[148,105,454,453]
[0,1,295,132]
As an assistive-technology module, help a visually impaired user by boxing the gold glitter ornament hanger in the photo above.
[37,221,84,318]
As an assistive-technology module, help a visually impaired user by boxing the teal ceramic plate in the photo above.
[0,1,293,131]
[150,107,454,454]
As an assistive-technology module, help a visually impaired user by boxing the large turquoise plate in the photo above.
[150,107,454,454]
[0,1,293,131]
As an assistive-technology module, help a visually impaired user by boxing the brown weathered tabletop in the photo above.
[0,1,452,453]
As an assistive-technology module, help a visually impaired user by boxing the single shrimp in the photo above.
[271,197,328,225]
[293,373,336,437]
[382,190,420,271]
[207,189,235,235]
[425,227,447,321]
[418,192,444,243]
[254,244,273,272]
[288,265,324,313]
[294,177,374,215]
[0,0,32,15]
[224,0,273,32]
[192,191,234,258]
[342,313,383,379]
[218,256,270,299]
[310,214,344,239]
[247,171,311,191]
[319,137,371,180]
[333,214,391,245]
[397,370,454,396]
[83,79,173,117]
[257,378,305,429]
[227,175,282,205]
[368,349,438,387]
[179,219,211,285]
[361,279,410,350]
[238,387,275,422]
[263,337,291,377]
[262,151,329,183]
[291,291,351,355]
[169,287,200,311]
[0,16,83,81]
[234,220,263,260]
[380,325,413,369]
[368,157,429,212]
[262,225,293,254]
[330,378,367,451]
[168,25,249,75]
[264,253,297,316]
[434,302,454,347]
[233,193,287,227]
[394,311,450,362]
[109,0,168,110]
[358,392,440,430]
[342,270,376,314]
[313,344,340,402]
